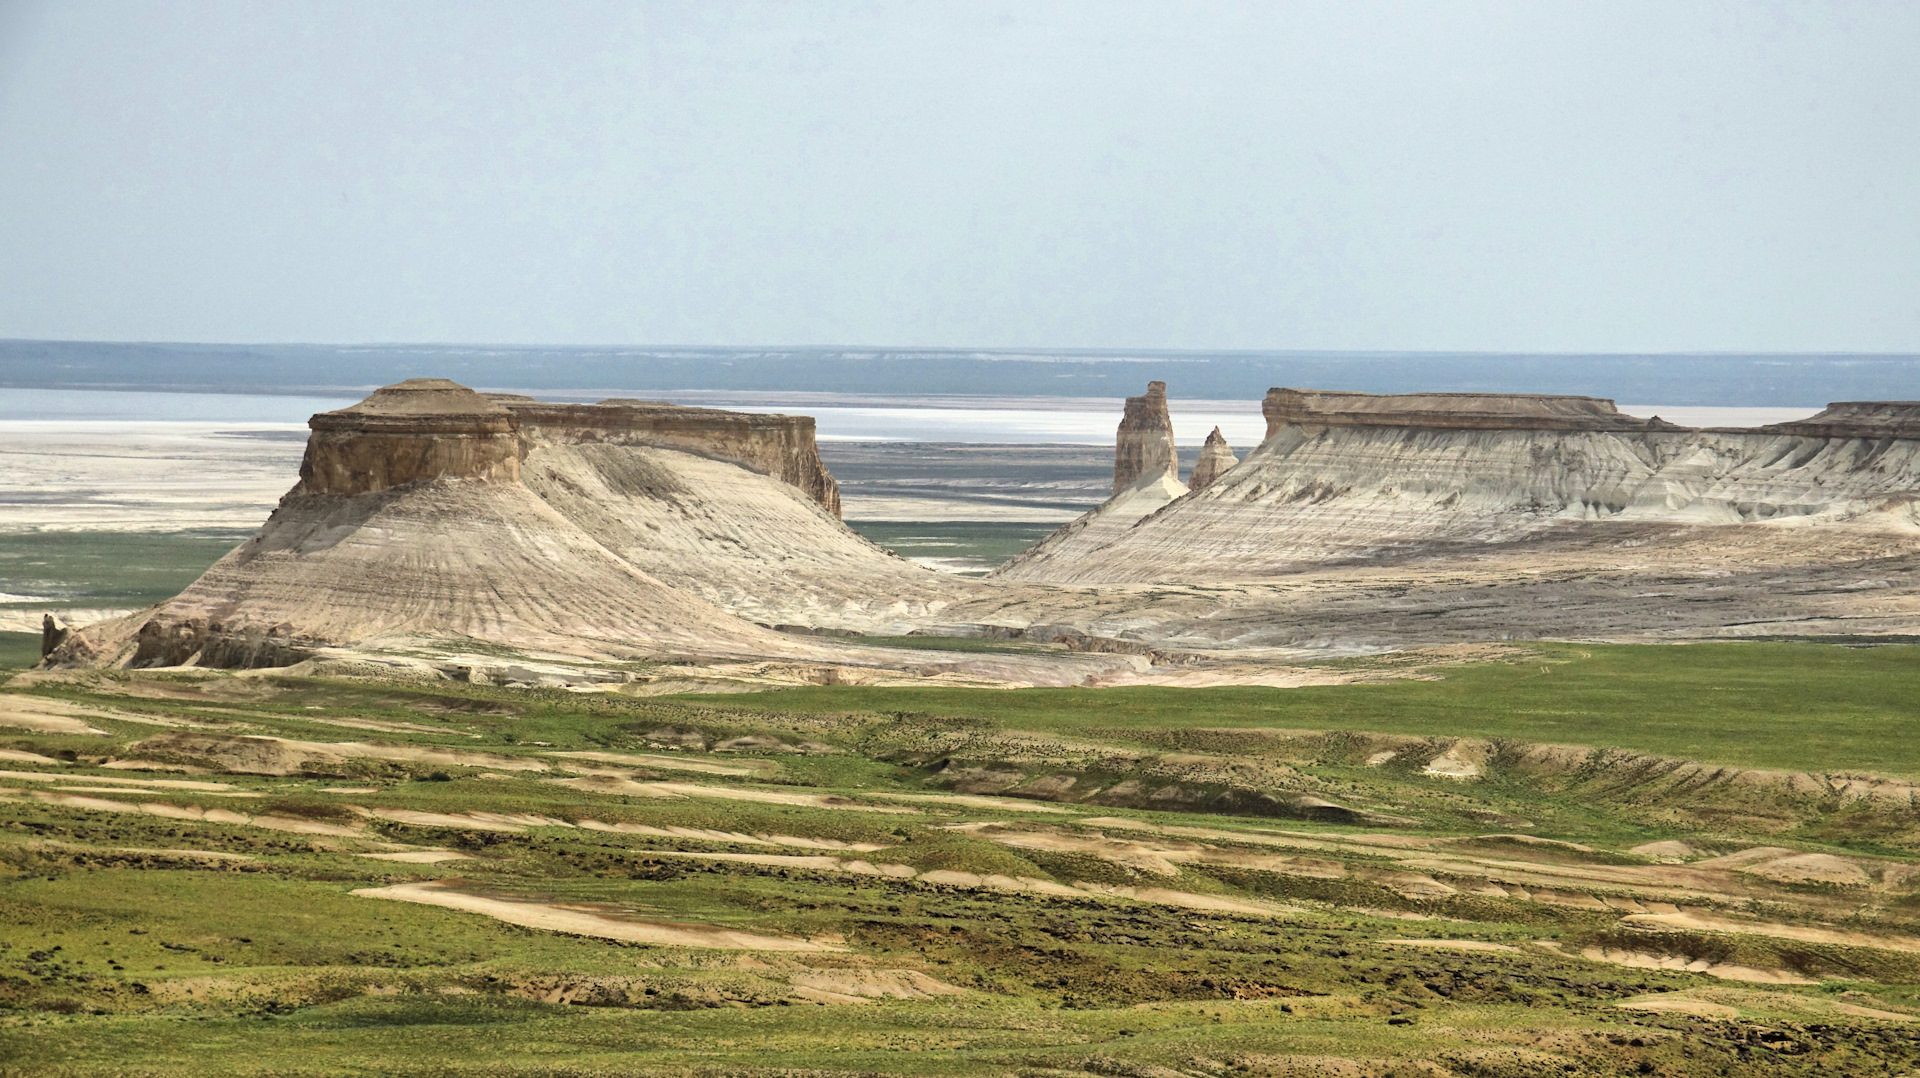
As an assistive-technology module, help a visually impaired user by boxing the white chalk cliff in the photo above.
[996,389,1920,585]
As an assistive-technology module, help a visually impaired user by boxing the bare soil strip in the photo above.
[1622,911,1920,954]
[546,750,760,776]
[0,788,365,836]
[0,769,239,791]
[352,882,840,951]
[546,776,919,813]
[574,820,889,851]
[1380,938,1520,953]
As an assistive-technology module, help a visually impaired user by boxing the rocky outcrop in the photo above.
[998,386,1920,586]
[1187,427,1236,491]
[1260,387,1679,438]
[1760,401,1920,439]
[1113,381,1178,494]
[298,380,839,514]
[496,397,840,517]
[300,379,520,495]
[43,379,978,669]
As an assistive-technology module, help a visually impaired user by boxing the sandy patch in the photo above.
[1628,840,1698,863]
[1422,743,1486,779]
[355,807,574,833]
[1687,846,1800,868]
[359,850,474,864]
[102,759,213,774]
[1380,938,1519,953]
[573,820,889,851]
[0,749,61,765]
[1622,911,1920,954]
[353,881,838,951]
[1616,995,1741,1018]
[914,870,1088,897]
[641,850,918,878]
[787,969,966,1004]
[1577,945,1817,984]
[1074,883,1283,916]
[0,788,365,835]
[547,750,759,776]
[868,792,1077,813]
[0,695,113,735]
[132,732,548,776]
[546,776,918,813]
[320,786,380,793]
[0,769,240,791]
[1740,852,1873,886]
[974,828,1186,875]
[17,839,255,863]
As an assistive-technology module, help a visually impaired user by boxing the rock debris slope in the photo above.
[997,388,1920,586]
[45,381,965,669]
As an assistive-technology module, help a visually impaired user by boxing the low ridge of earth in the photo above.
[4,643,1920,1075]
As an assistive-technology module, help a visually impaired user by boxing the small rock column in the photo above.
[1187,427,1238,491]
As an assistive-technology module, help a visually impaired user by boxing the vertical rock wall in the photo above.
[1113,381,1179,494]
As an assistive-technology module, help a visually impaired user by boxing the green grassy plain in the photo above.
[3,643,1919,1075]
[0,531,250,609]
[702,641,1920,777]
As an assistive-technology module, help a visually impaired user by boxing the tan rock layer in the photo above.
[295,378,839,516]
[1113,380,1178,494]
[1187,426,1237,491]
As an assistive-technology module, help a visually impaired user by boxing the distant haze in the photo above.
[0,2,1915,353]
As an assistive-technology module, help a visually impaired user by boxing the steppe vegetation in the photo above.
[2,643,1918,1076]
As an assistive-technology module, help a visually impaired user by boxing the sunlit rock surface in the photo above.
[1112,381,1179,494]
[1186,426,1236,492]
[996,388,1920,586]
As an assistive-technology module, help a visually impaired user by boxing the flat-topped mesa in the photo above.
[1114,380,1179,494]
[1761,401,1920,440]
[1260,387,1682,440]
[492,397,841,516]
[301,379,520,495]
[1187,427,1237,492]
[293,379,840,513]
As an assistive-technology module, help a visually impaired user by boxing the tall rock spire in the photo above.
[1113,381,1178,494]
[1187,426,1237,491]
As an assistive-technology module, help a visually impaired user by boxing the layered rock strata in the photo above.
[495,396,840,516]
[44,380,959,669]
[1187,427,1236,491]
[997,387,1920,586]
[1113,381,1179,494]
[1260,387,1679,437]
[300,379,520,495]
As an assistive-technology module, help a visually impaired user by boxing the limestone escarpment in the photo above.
[1113,381,1179,494]
[1260,387,1675,438]
[300,379,520,495]
[498,397,841,516]
[998,386,1920,586]
[1187,427,1236,491]
[515,440,971,632]
[45,379,972,669]
[1761,401,1920,439]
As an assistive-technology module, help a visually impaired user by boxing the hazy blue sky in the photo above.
[0,1,1914,351]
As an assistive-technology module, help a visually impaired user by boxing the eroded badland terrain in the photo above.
[8,379,1920,1076]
